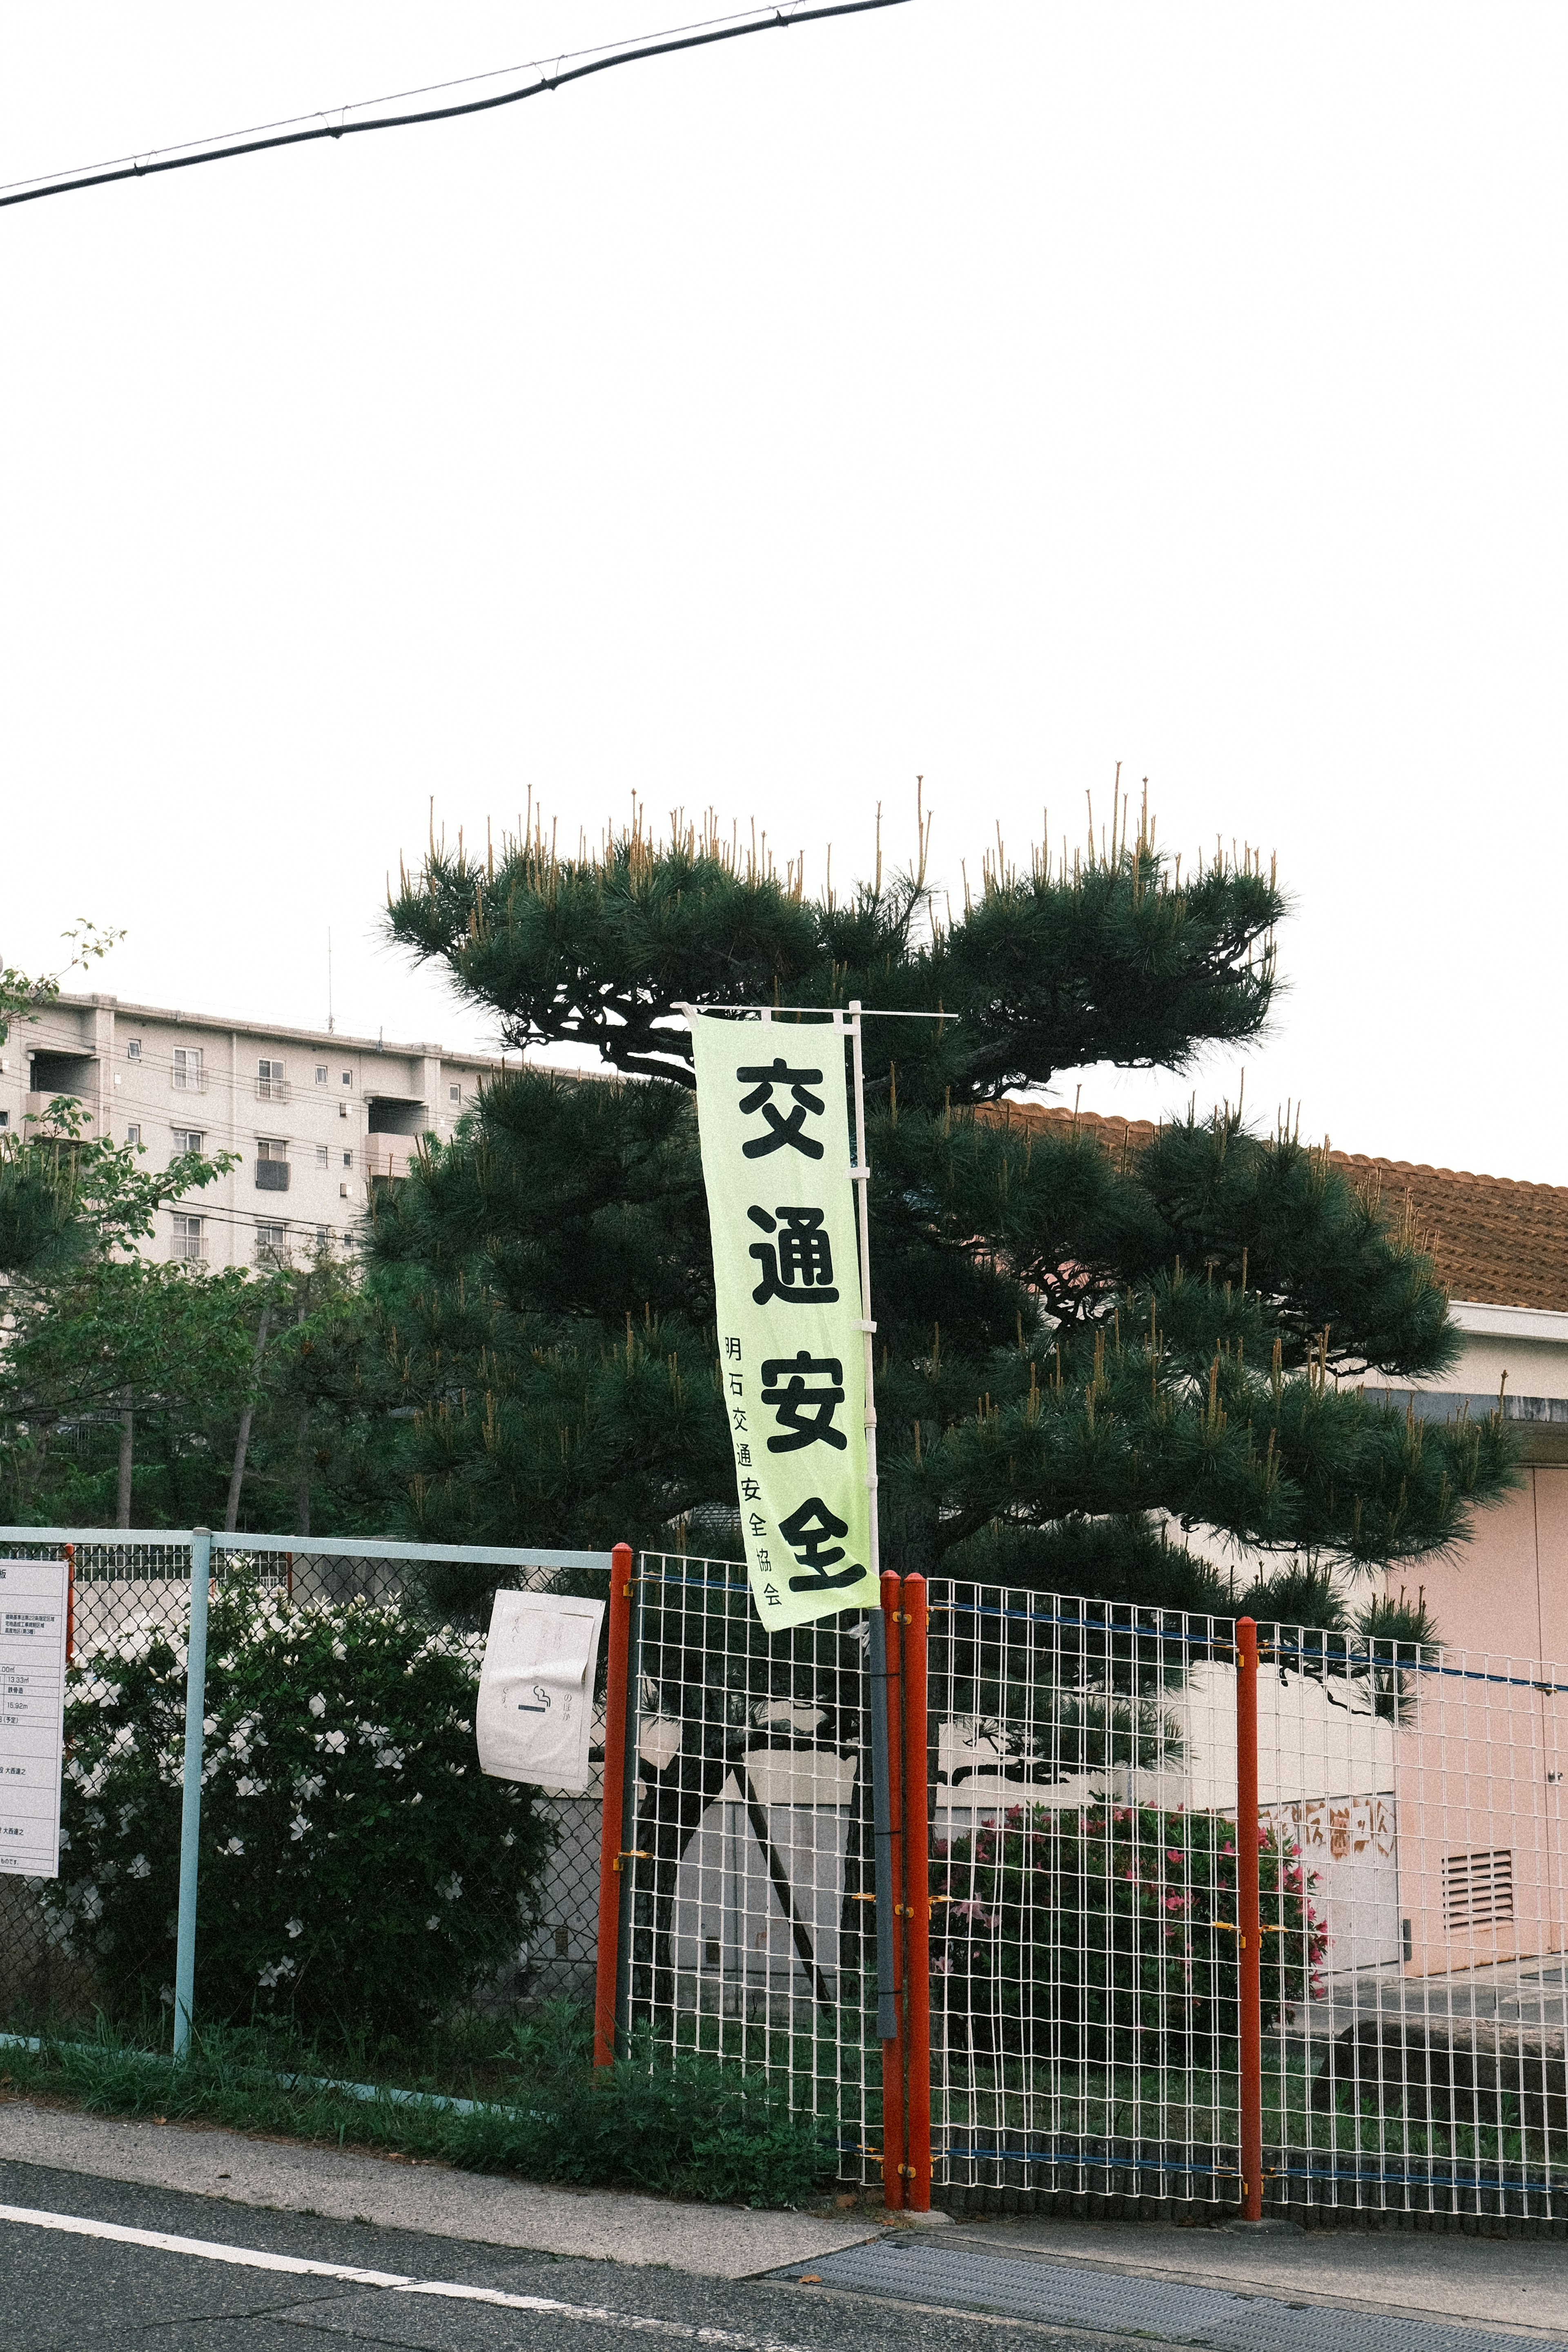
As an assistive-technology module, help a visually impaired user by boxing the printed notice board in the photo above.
[0,1556,69,1877]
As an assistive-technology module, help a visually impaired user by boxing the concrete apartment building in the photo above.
[0,993,501,1268]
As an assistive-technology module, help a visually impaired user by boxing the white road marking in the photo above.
[0,2200,810,2350]
[0,2203,412,2284]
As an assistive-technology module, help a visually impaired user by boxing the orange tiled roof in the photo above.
[978,1103,1568,1315]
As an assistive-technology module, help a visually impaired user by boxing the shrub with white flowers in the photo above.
[45,1579,553,2037]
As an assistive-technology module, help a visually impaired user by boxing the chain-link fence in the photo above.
[0,1528,612,2040]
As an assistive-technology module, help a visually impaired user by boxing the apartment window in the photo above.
[316,1143,329,1168]
[254,1219,288,1264]
[255,1138,290,1193]
[315,1064,329,1087]
[172,1046,204,1094]
[126,1040,142,1062]
[448,1084,461,1105]
[315,1226,331,1251]
[172,1128,203,1155]
[339,1101,349,1120]
[342,1149,354,1169]
[0,1110,9,1131]
[341,1070,353,1088]
[172,1214,204,1262]
[125,1123,141,1147]
[257,1057,288,1102]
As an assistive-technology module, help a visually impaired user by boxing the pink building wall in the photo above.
[1385,1467,1568,1976]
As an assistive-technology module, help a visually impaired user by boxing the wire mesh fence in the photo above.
[927,1579,1568,2227]
[619,1550,885,2186]
[0,1529,611,2041]
[7,1528,1567,2231]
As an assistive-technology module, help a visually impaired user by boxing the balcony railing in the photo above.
[254,1160,290,1192]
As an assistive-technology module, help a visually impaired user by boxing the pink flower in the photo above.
[1167,1849,1184,1865]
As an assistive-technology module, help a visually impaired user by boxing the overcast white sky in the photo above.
[2,4,1563,1178]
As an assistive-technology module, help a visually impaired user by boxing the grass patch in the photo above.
[0,2004,838,2210]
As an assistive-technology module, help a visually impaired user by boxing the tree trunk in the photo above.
[116,1386,134,1529]
[224,1307,272,1535]
[293,1296,311,1537]
[295,1405,311,1537]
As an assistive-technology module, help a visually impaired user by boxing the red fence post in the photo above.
[878,1567,908,2209]
[1236,1614,1263,2221]
[900,1573,932,2212]
[594,1541,635,2070]
[64,1542,75,1666]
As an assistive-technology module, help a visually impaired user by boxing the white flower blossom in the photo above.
[225,1836,245,1855]
[318,1730,347,1755]
[293,1774,325,1802]
[289,1814,311,1842]
[257,1955,296,1989]
[285,1916,304,1939]
[127,1854,151,1880]
[332,1641,347,1661]
[425,1915,440,1931]
[308,1693,327,1718]
[235,1777,264,1798]
[439,1873,462,1903]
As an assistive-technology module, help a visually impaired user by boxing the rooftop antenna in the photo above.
[327,930,334,1035]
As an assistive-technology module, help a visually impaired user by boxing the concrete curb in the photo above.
[0,2096,880,2280]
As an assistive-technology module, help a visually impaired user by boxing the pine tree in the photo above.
[370,795,1511,1630]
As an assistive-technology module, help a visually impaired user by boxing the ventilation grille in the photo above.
[1443,1847,1515,1931]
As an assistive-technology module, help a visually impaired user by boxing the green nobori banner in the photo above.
[690,1013,879,1631]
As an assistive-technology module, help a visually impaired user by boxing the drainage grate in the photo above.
[769,2241,1551,2352]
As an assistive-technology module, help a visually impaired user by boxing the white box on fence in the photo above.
[477,1590,605,1795]
[0,1555,69,1878]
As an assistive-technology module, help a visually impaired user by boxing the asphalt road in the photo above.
[0,2157,1131,2352]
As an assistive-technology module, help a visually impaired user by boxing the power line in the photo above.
[0,0,914,214]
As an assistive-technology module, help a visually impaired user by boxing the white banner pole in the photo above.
[845,999,880,1581]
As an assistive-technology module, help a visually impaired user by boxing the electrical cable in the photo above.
[0,0,914,214]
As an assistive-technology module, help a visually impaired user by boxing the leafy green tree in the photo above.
[0,925,122,1280]
[214,1246,408,1539]
[367,801,1509,1628]
[0,944,246,1523]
